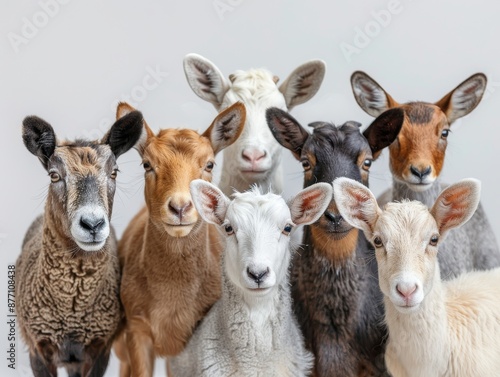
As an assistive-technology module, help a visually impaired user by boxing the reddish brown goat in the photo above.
[114,102,246,377]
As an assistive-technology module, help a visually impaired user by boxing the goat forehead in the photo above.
[145,130,213,164]
[377,201,437,248]
[53,144,113,176]
[224,69,286,109]
[304,124,369,180]
[400,103,448,133]
[227,190,289,230]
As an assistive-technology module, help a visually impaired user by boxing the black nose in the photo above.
[325,211,343,226]
[80,217,105,235]
[247,267,270,284]
[410,165,432,180]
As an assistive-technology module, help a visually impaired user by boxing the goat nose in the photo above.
[410,165,432,180]
[242,148,267,163]
[396,283,417,299]
[247,267,270,284]
[80,217,105,235]
[324,211,343,226]
[168,200,193,219]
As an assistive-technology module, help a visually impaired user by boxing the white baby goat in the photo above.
[171,180,332,377]
[334,177,500,377]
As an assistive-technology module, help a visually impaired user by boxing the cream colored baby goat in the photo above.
[334,177,500,377]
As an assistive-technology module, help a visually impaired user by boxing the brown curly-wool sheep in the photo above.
[16,111,143,377]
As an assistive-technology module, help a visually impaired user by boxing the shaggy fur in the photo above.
[17,112,143,377]
[266,108,404,376]
[114,102,245,377]
[352,70,500,279]
[171,182,332,377]
[334,178,500,377]
[183,53,325,195]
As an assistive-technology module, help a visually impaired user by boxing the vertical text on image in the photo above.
[6,265,16,370]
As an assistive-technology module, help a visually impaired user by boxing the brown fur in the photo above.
[389,103,448,182]
[115,102,245,377]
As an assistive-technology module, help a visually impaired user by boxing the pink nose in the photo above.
[168,200,193,220]
[242,148,267,164]
[396,284,417,299]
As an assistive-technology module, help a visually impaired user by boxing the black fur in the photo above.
[103,110,144,158]
[267,107,403,376]
[22,116,56,170]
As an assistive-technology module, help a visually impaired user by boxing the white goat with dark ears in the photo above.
[334,177,500,377]
[171,180,333,377]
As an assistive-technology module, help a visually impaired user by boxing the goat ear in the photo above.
[289,183,332,226]
[351,71,399,117]
[22,116,57,170]
[203,102,246,155]
[266,107,309,160]
[190,179,230,226]
[430,179,481,237]
[183,53,229,109]
[363,108,405,160]
[279,60,326,110]
[113,102,154,156]
[102,110,145,158]
[333,177,380,236]
[435,73,487,125]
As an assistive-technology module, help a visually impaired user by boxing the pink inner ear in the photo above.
[437,187,471,229]
[203,189,220,212]
[300,190,324,211]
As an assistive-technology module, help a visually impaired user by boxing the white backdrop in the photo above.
[1,0,499,375]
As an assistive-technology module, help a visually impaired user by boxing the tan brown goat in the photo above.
[114,102,246,377]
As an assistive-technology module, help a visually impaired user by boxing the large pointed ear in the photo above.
[430,179,481,237]
[190,179,230,226]
[113,102,154,155]
[202,102,246,155]
[22,116,57,170]
[183,53,230,109]
[279,60,326,111]
[333,177,381,237]
[102,110,144,158]
[362,108,405,159]
[289,183,332,226]
[351,71,399,117]
[434,73,487,125]
[266,107,309,160]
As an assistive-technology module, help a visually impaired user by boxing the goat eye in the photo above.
[205,161,215,172]
[373,236,383,248]
[224,224,234,235]
[441,129,450,139]
[111,169,118,180]
[282,223,293,236]
[301,159,311,171]
[429,235,439,246]
[363,159,372,171]
[49,172,60,183]
[143,162,152,172]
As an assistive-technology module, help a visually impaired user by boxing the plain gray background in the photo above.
[1,0,499,375]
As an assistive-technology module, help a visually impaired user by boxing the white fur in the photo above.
[183,54,325,195]
[334,177,500,377]
[171,181,332,377]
